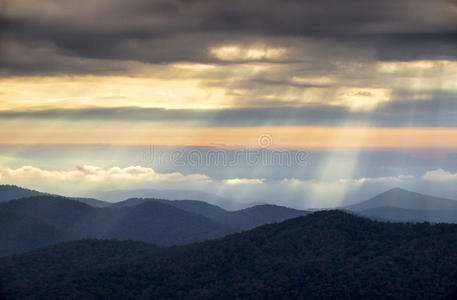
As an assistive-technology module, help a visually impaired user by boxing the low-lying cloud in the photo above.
[2,163,457,208]
[422,169,457,182]
[1,165,210,184]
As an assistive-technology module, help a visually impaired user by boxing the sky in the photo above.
[1,0,457,208]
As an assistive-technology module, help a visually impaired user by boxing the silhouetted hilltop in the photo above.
[2,210,457,299]
[346,188,457,211]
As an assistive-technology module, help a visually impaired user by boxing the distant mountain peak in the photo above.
[346,188,457,212]
[385,187,409,193]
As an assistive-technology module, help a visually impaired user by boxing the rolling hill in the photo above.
[0,184,109,207]
[89,188,249,210]
[346,188,457,223]
[6,186,457,259]
[161,199,228,219]
[217,204,310,230]
[346,188,457,211]
[0,196,229,255]
[0,185,45,202]
[0,210,74,256]
[96,201,229,245]
[0,195,308,256]
[111,198,309,230]
[67,197,111,207]
[1,211,457,299]
[112,198,228,219]
[358,206,457,223]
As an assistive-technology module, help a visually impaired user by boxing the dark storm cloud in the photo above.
[0,106,349,125]
[1,0,456,75]
[2,91,457,127]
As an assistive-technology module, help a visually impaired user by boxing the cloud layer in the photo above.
[1,162,457,208]
[2,94,457,127]
[1,165,210,184]
[1,0,456,128]
[2,0,456,76]
[422,169,457,182]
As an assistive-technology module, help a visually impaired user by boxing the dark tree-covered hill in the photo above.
[2,211,457,299]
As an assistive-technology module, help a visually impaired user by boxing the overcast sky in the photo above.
[1,0,457,206]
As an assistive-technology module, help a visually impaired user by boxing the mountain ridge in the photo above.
[0,185,110,207]
[0,195,309,256]
[0,196,229,255]
[2,210,457,299]
[89,188,251,210]
[346,187,457,211]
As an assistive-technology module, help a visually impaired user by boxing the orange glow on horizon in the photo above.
[1,126,457,150]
